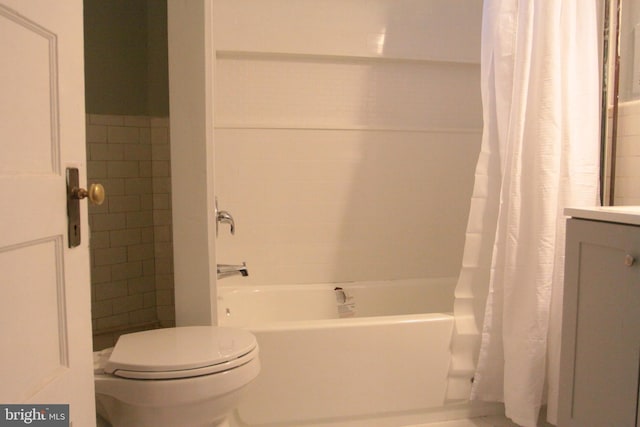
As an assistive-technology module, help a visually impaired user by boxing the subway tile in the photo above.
[155,274,174,290]
[88,199,109,215]
[127,243,155,261]
[616,196,640,205]
[107,161,140,178]
[101,178,126,195]
[125,178,152,195]
[126,211,154,228]
[156,289,174,306]
[154,242,173,259]
[152,177,171,193]
[616,156,640,177]
[151,143,170,160]
[108,126,140,144]
[124,144,152,160]
[95,313,129,331]
[88,113,176,336]
[90,213,126,232]
[153,210,173,226]
[108,195,141,213]
[91,265,112,284]
[95,280,128,300]
[112,294,144,314]
[159,319,176,329]
[140,226,154,243]
[153,225,172,242]
[93,247,127,266]
[152,194,171,210]
[90,231,110,249]
[143,259,156,276]
[156,306,175,324]
[140,194,154,211]
[128,308,157,325]
[150,117,170,127]
[87,160,107,179]
[139,127,151,144]
[128,275,156,294]
[92,299,113,319]
[617,136,640,156]
[151,127,169,145]
[616,177,640,198]
[123,115,151,127]
[110,229,142,248]
[619,102,640,117]
[143,291,157,308]
[92,333,116,351]
[139,161,152,177]
[619,112,640,136]
[89,114,124,126]
[111,261,143,281]
[154,257,173,275]
[156,302,175,315]
[86,125,107,143]
[89,143,124,161]
[152,160,170,177]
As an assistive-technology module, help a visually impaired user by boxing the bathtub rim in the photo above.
[240,312,454,332]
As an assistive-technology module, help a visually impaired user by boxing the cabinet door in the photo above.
[559,219,640,427]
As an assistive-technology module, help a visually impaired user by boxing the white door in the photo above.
[0,1,96,425]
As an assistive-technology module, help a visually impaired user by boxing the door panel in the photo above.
[0,1,95,425]
[0,7,58,175]
[0,238,67,401]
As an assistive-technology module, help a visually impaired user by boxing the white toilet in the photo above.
[94,326,260,427]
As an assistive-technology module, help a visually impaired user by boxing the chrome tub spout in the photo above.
[217,262,249,279]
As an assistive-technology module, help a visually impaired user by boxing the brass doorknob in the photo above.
[625,254,636,267]
[72,183,105,205]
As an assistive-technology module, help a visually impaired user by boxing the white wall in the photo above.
[610,0,640,205]
[611,101,640,204]
[213,0,483,285]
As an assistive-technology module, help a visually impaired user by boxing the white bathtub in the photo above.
[218,278,464,427]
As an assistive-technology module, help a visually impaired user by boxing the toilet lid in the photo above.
[104,326,258,380]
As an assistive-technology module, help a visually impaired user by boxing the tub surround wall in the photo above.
[87,114,174,350]
[213,0,483,286]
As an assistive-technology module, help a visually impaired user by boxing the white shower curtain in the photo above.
[463,1,600,426]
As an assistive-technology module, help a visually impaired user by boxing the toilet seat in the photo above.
[103,326,258,380]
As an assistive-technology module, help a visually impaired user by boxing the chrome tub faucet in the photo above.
[217,262,249,279]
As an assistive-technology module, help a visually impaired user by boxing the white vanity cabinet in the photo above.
[558,207,640,427]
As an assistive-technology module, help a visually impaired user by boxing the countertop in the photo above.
[565,206,640,226]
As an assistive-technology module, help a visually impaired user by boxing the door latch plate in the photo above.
[66,167,81,248]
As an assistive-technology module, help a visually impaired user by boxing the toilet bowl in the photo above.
[94,326,260,427]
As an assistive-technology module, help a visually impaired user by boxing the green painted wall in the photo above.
[84,0,169,116]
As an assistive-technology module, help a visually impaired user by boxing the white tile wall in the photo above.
[215,55,481,131]
[213,0,482,63]
[213,2,482,286]
[215,129,480,285]
[87,114,174,350]
[613,101,640,205]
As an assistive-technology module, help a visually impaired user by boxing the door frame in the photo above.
[167,0,218,326]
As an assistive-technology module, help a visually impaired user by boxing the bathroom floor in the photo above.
[410,414,554,427]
